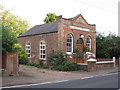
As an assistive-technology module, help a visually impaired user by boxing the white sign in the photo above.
[69,26,90,32]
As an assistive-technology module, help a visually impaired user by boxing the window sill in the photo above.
[39,58,46,61]
[66,52,72,55]
[66,52,73,58]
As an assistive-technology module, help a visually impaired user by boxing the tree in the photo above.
[1,6,31,36]
[107,33,120,59]
[96,32,120,59]
[44,13,58,23]
[1,5,29,63]
[1,5,31,52]
[2,25,17,52]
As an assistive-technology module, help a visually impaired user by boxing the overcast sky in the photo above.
[1,0,119,35]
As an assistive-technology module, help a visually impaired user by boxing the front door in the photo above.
[76,39,84,53]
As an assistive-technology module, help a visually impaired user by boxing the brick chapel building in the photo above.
[18,14,96,64]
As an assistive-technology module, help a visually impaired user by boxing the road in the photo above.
[12,73,118,88]
[2,73,119,89]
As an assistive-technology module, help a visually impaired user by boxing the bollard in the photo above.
[113,57,115,68]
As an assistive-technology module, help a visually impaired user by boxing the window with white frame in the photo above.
[40,41,46,59]
[25,42,31,58]
[86,36,92,51]
[66,34,73,54]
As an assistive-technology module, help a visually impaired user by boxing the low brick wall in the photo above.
[78,63,88,71]
[78,58,117,72]
[97,58,119,66]
[67,58,84,63]
[96,62,114,70]
[97,59,113,62]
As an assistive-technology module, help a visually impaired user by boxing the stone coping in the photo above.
[96,61,114,64]
[78,63,88,65]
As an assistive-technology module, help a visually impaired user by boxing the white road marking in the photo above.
[101,73,118,76]
[2,72,118,88]
[73,72,118,80]
[81,76,94,79]
[2,80,69,88]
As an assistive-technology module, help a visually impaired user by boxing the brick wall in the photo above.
[97,58,119,67]
[79,58,116,72]
[96,63,114,70]
[3,53,18,75]
[18,32,58,64]
[97,59,113,62]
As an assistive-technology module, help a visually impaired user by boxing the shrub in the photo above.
[56,62,80,71]
[37,65,48,69]
[86,47,90,52]
[26,62,48,69]
[55,65,65,71]
[18,49,28,64]
[13,43,28,64]
[26,63,39,67]
[47,50,80,71]
[38,59,43,66]
[73,46,84,60]
[47,50,67,67]
[0,72,2,77]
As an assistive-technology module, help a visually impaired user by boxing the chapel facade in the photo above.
[18,14,96,64]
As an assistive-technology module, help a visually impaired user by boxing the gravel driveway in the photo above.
[2,65,118,87]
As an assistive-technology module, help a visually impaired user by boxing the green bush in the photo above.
[37,65,48,69]
[47,50,67,67]
[26,62,48,69]
[38,59,43,66]
[0,72,2,77]
[73,46,84,60]
[86,47,90,52]
[13,43,28,64]
[56,62,80,71]
[55,65,65,71]
[26,63,39,67]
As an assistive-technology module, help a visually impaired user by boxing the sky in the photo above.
[1,0,119,35]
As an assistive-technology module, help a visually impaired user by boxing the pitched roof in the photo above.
[19,21,58,37]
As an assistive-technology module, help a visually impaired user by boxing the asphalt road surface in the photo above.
[2,73,119,89]
[14,73,119,88]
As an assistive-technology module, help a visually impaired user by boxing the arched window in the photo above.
[66,34,73,54]
[40,40,46,59]
[86,36,92,51]
[25,42,31,58]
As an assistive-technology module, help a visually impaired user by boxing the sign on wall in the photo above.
[69,26,90,32]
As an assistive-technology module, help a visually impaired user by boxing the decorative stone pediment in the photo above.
[74,14,88,25]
